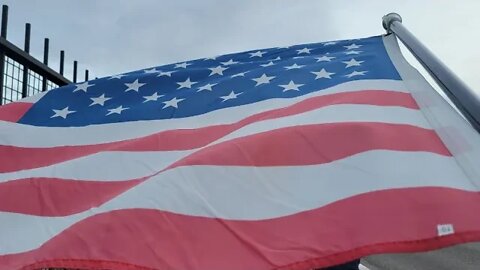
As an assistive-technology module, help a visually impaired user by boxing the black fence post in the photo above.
[0,5,8,105]
[73,60,77,83]
[21,23,30,98]
[1,5,7,37]
[41,38,49,92]
[59,50,64,76]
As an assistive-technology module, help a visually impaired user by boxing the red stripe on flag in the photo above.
[0,178,143,216]
[170,122,451,168]
[2,187,480,270]
[0,90,417,173]
[0,102,33,122]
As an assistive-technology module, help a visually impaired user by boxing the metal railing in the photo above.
[0,4,92,105]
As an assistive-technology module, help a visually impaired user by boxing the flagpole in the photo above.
[382,13,480,133]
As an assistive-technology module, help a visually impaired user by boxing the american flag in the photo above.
[1,35,480,270]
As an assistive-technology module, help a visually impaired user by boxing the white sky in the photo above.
[2,0,480,93]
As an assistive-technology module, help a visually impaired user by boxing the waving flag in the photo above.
[0,34,480,270]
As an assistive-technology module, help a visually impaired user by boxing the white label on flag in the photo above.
[437,224,455,236]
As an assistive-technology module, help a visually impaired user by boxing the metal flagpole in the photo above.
[382,13,480,133]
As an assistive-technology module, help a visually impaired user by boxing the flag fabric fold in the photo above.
[0,34,479,270]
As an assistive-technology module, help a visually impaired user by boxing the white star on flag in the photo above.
[143,92,164,103]
[175,62,191,69]
[90,94,111,106]
[249,51,266,58]
[208,66,228,76]
[323,41,337,46]
[51,107,75,119]
[162,97,185,109]
[311,68,335,79]
[125,79,146,92]
[345,50,362,55]
[108,74,126,80]
[231,72,247,78]
[260,61,275,67]
[220,59,238,66]
[73,82,94,93]
[292,56,307,60]
[143,68,159,74]
[284,63,305,70]
[316,55,335,62]
[157,71,174,77]
[345,70,368,78]
[279,81,304,92]
[197,83,217,92]
[177,77,196,89]
[344,43,362,50]
[106,105,129,116]
[343,58,364,68]
[252,74,275,86]
[296,48,312,54]
[220,91,242,102]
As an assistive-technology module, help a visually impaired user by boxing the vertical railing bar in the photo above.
[0,5,7,37]
[73,60,77,83]
[59,50,64,76]
[41,38,49,92]
[0,5,8,105]
[21,23,30,98]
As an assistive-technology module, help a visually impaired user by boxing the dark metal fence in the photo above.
[0,4,91,105]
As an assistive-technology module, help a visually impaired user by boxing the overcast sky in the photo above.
[2,0,480,92]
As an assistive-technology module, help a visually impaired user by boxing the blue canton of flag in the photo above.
[19,36,400,127]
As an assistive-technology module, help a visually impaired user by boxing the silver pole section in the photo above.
[382,13,480,133]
